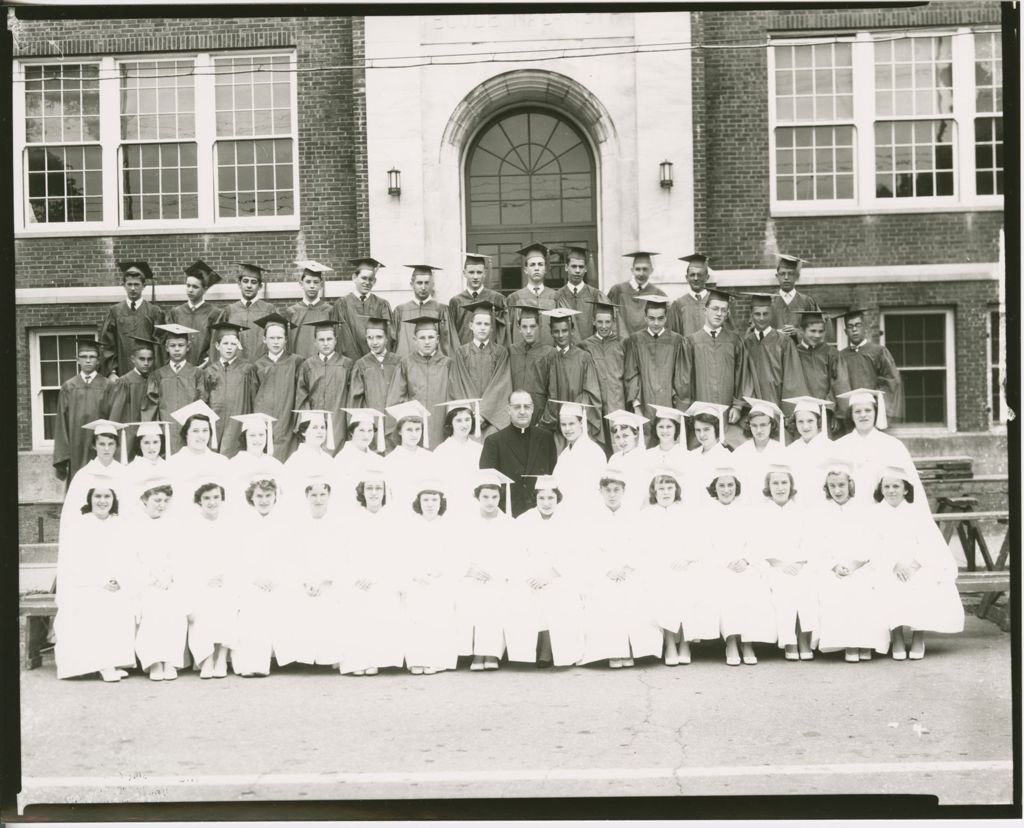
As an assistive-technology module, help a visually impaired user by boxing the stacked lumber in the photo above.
[913,455,974,482]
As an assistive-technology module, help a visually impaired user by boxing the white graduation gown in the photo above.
[181,510,239,663]
[121,456,169,507]
[281,446,334,510]
[54,513,139,679]
[505,508,584,666]
[700,499,777,643]
[454,510,513,658]
[731,439,786,502]
[873,500,965,633]
[230,450,284,507]
[553,435,608,515]
[133,513,190,670]
[812,498,891,653]
[165,448,231,506]
[332,443,386,514]
[382,445,433,517]
[643,443,690,479]
[608,446,655,509]
[683,443,733,505]
[576,504,663,663]
[835,428,927,512]
[336,506,406,673]
[430,437,484,517]
[786,432,830,499]
[231,509,289,674]
[60,458,127,537]
[400,513,460,669]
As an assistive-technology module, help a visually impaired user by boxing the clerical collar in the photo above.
[187,300,205,311]
[516,426,528,434]
[267,351,283,362]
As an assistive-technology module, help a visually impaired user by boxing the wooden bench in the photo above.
[19,592,56,670]
[934,504,1011,624]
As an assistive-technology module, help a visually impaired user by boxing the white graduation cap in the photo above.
[836,387,887,430]
[604,409,649,430]
[169,400,220,450]
[876,464,914,486]
[523,473,562,493]
[342,407,387,454]
[599,466,629,485]
[136,473,175,501]
[471,468,514,505]
[784,395,835,440]
[293,409,336,453]
[819,456,855,477]
[708,464,742,491]
[682,401,729,441]
[549,398,595,422]
[386,400,432,449]
[647,464,682,485]
[126,420,173,461]
[743,396,785,441]
[231,412,277,457]
[435,397,483,441]
[82,419,128,465]
[647,403,686,423]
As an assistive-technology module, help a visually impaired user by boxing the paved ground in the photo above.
[16,616,1012,811]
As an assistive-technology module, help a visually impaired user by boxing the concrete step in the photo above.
[20,543,57,564]
[19,563,56,594]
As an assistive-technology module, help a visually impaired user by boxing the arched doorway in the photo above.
[464,108,598,294]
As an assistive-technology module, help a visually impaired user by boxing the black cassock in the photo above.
[479,424,557,517]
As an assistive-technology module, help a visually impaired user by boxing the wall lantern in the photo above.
[387,167,401,196]
[659,160,674,189]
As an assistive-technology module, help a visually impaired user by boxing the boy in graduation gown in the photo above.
[334,257,393,361]
[212,263,279,363]
[53,339,110,485]
[742,293,809,423]
[579,299,626,450]
[252,313,305,462]
[795,310,851,436]
[554,246,608,342]
[506,243,560,348]
[667,253,733,337]
[392,264,459,358]
[623,296,687,445]
[385,313,453,450]
[201,322,260,457]
[678,287,754,448]
[104,335,158,457]
[838,308,904,428]
[542,308,603,442]
[507,300,555,427]
[479,390,558,517]
[449,253,507,345]
[99,261,165,379]
[769,254,823,342]
[295,319,353,456]
[166,260,219,366]
[147,325,203,453]
[606,251,668,339]
[284,260,353,360]
[348,315,401,413]
[449,300,512,438]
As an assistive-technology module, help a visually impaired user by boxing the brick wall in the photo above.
[693,3,1004,268]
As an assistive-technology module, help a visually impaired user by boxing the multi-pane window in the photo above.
[214,54,294,218]
[120,60,198,221]
[974,31,1003,195]
[15,51,298,232]
[23,64,103,223]
[770,28,1004,211]
[881,310,952,427]
[31,329,92,446]
[988,309,1003,423]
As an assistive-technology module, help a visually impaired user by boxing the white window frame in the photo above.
[879,307,956,433]
[768,26,1004,216]
[29,327,94,450]
[13,49,300,237]
[987,307,1006,428]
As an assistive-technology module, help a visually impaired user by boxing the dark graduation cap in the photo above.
[118,261,153,281]
[623,250,658,262]
[211,320,249,336]
[349,256,385,270]
[302,318,341,331]
[254,312,293,331]
[517,242,550,260]
[509,297,541,318]
[463,252,493,266]
[679,253,709,266]
[796,309,831,326]
[561,246,589,261]
[705,286,735,303]
[585,298,622,314]
[76,337,101,351]
[360,314,391,331]
[183,259,221,288]
[130,335,159,350]
[839,307,870,320]
[236,262,266,281]
[404,264,443,275]
[402,312,442,330]
[745,292,776,307]
[460,299,498,317]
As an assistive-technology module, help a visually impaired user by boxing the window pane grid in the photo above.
[884,312,948,425]
[26,145,103,223]
[873,34,953,117]
[974,31,1002,114]
[120,59,196,141]
[989,310,1001,422]
[774,42,854,124]
[24,63,101,144]
[775,125,855,200]
[874,119,954,198]
[122,142,199,220]
[974,116,1003,195]
[216,138,294,217]
[39,333,86,440]
[214,55,292,138]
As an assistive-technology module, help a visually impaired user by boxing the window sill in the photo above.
[770,202,1004,218]
[888,426,958,437]
[16,220,301,239]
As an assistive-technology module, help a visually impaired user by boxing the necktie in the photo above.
[129,301,136,312]
[478,342,485,351]
[710,330,718,340]
[360,295,367,304]
[757,330,764,342]
[470,292,479,300]
[83,375,92,384]
[533,287,541,297]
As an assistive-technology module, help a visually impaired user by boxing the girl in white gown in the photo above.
[507,477,584,667]
[577,471,663,667]
[552,402,607,514]
[605,410,652,509]
[121,421,171,505]
[642,406,690,480]
[784,396,833,495]
[811,461,891,661]
[732,398,786,496]
[60,421,127,537]
[165,402,230,502]
[229,413,283,507]
[756,464,818,660]
[401,481,460,674]
[334,408,386,513]
[699,466,777,665]
[274,477,343,668]
[54,480,138,681]
[337,469,405,675]
[282,410,335,509]
[232,476,288,677]
[648,470,719,665]
[133,480,190,681]
[455,470,514,670]
[383,403,434,516]
[183,481,237,679]
[682,403,733,504]
[872,466,965,659]
[430,401,484,517]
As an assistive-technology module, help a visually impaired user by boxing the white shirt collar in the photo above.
[302,298,319,308]
[267,351,283,363]
[126,297,144,308]
[81,371,97,381]
[646,328,661,338]
[779,288,796,303]
[703,325,720,336]
[187,300,205,311]
[221,357,236,367]
[629,279,642,291]
[476,339,489,349]
[170,360,185,372]
[756,325,774,336]
[373,351,387,363]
